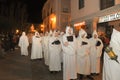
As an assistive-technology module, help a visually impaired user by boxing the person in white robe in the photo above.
[59,32,64,63]
[90,30,103,75]
[103,27,120,80]
[62,26,77,80]
[76,29,94,80]
[49,30,62,73]
[40,33,44,53]
[47,30,53,65]
[43,32,49,66]
[31,31,43,60]
[18,32,29,56]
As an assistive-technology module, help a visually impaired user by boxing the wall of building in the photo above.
[71,0,120,35]
[60,0,71,31]
[42,0,71,32]
[115,0,120,4]
[71,0,100,21]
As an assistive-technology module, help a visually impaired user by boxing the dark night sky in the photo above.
[24,0,47,23]
[6,0,47,23]
[0,0,47,32]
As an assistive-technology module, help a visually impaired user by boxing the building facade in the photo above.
[71,0,120,36]
[42,0,71,32]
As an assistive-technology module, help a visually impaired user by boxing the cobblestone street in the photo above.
[0,49,102,80]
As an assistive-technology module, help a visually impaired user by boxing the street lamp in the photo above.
[50,14,56,30]
[16,29,19,34]
[30,24,35,32]
[40,24,44,33]
[51,17,56,22]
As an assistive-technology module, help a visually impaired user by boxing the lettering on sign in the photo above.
[99,12,120,23]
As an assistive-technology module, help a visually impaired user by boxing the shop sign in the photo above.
[74,21,85,26]
[99,12,120,23]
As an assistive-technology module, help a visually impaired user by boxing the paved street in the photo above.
[0,48,102,80]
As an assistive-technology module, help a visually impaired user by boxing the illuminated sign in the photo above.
[74,21,85,26]
[99,12,120,23]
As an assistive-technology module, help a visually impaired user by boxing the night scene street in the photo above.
[0,47,102,80]
[0,0,120,80]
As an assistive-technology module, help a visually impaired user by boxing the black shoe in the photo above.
[79,74,83,80]
[95,73,99,76]
[91,73,94,76]
[87,75,94,80]
[53,71,57,74]
[91,73,96,76]
[38,59,42,61]
[50,71,54,74]
[70,79,77,80]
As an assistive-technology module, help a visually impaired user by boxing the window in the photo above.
[79,0,84,9]
[100,0,115,10]
[51,8,52,13]
[62,8,69,13]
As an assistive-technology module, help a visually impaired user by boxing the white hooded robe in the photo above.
[31,32,43,59]
[62,26,77,80]
[43,32,49,66]
[103,29,120,80]
[90,30,103,74]
[18,32,29,56]
[49,31,61,71]
[76,29,91,75]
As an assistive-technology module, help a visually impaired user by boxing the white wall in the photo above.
[115,0,120,5]
[71,0,100,21]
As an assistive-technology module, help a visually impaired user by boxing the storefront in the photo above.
[72,4,120,38]
[97,11,120,40]
[73,21,86,36]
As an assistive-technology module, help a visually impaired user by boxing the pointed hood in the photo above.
[22,32,26,36]
[35,31,40,37]
[110,28,120,44]
[65,26,73,36]
[52,30,58,37]
[49,30,53,36]
[92,30,98,38]
[78,28,87,38]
